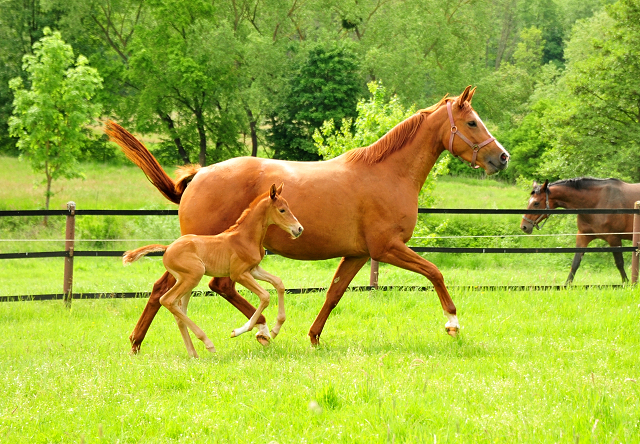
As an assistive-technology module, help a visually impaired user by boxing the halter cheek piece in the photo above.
[446,100,496,169]
[522,187,550,230]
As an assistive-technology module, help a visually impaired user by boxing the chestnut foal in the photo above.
[123,183,303,357]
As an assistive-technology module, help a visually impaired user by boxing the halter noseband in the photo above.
[446,100,496,169]
[522,187,550,230]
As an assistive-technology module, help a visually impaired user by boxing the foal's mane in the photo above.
[345,95,452,165]
[223,191,270,233]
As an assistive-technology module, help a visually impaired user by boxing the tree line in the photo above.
[1,0,638,184]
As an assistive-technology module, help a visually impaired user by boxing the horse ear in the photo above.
[468,87,477,104]
[270,183,277,200]
[458,85,472,107]
[276,182,284,195]
[532,181,538,188]
[541,179,549,191]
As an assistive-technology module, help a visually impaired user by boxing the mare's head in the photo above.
[266,183,304,239]
[521,180,551,234]
[441,86,509,174]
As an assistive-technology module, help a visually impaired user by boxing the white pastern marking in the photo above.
[444,311,459,329]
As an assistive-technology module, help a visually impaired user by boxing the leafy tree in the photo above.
[537,1,640,181]
[269,40,362,161]
[8,28,102,222]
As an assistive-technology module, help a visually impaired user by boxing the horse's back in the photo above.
[177,155,418,260]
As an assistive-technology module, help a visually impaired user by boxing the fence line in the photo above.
[2,203,640,302]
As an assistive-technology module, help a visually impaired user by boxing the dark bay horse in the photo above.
[123,184,303,357]
[107,86,510,353]
[521,178,640,284]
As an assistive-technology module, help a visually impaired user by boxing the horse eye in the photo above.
[279,209,285,213]
[467,121,477,128]
[533,202,539,207]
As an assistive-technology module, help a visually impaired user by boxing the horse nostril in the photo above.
[500,152,509,164]
[298,226,304,234]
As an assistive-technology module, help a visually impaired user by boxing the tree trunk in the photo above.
[247,108,259,157]
[159,112,190,165]
[44,172,52,227]
[196,112,207,166]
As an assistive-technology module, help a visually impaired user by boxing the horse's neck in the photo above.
[387,112,445,191]
[232,201,270,247]
[549,185,602,209]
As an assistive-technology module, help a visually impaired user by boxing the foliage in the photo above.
[269,40,362,161]
[8,28,102,216]
[536,2,640,181]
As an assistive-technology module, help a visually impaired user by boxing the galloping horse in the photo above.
[123,184,303,357]
[107,86,510,353]
[521,178,640,284]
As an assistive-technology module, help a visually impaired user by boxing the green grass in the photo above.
[2,156,640,442]
[1,287,639,442]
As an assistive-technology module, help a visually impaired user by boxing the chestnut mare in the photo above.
[107,86,510,353]
[521,178,640,285]
[123,183,303,357]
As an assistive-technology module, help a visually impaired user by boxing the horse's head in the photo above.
[441,86,509,174]
[521,180,550,234]
[267,183,304,239]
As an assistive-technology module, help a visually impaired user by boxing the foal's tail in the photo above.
[123,245,168,266]
[105,120,201,204]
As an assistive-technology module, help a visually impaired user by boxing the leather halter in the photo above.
[522,187,550,230]
[447,100,496,169]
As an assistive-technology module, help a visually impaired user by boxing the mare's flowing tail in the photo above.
[123,245,168,266]
[105,120,200,204]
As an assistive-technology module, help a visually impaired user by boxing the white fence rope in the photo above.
[2,232,639,243]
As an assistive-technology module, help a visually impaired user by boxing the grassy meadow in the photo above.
[1,155,639,442]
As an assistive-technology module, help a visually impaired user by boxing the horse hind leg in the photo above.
[308,256,369,346]
[161,274,216,356]
[172,292,198,358]
[129,271,176,354]
[609,238,628,282]
[209,277,271,346]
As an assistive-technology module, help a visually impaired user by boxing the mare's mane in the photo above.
[223,191,270,233]
[345,95,454,165]
[534,177,623,194]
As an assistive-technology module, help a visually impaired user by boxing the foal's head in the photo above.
[267,183,304,239]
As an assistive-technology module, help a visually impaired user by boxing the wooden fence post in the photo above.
[632,202,640,284]
[369,259,379,289]
[63,201,76,307]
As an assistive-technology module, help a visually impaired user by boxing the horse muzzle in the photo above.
[291,225,304,239]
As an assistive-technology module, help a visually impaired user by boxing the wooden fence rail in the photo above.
[2,202,640,303]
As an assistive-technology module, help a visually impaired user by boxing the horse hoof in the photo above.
[269,330,278,339]
[256,334,271,347]
[206,346,216,354]
[446,326,459,337]
[230,330,237,338]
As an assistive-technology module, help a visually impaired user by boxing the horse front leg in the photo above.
[230,273,271,338]
[566,235,592,286]
[250,266,286,339]
[308,256,369,346]
[172,291,198,358]
[374,242,459,337]
[129,271,176,354]
[607,237,628,283]
[208,277,270,346]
